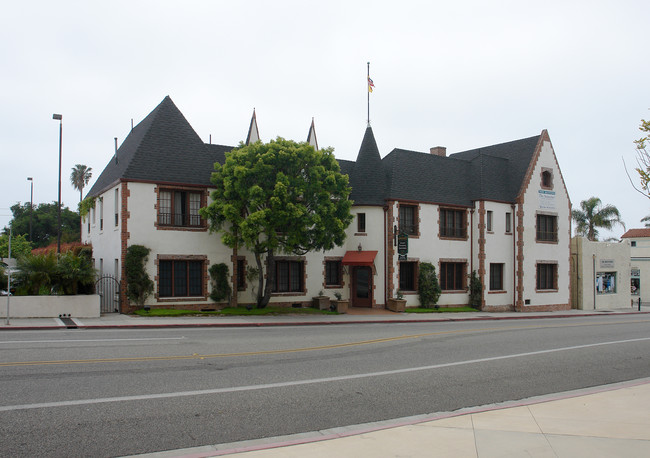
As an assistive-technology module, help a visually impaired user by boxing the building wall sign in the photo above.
[538,190,556,209]
[398,232,408,261]
[600,259,615,269]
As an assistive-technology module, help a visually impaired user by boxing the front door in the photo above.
[352,266,373,307]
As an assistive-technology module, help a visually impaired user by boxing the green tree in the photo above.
[4,202,80,248]
[15,252,58,295]
[125,245,154,308]
[469,270,483,309]
[572,197,625,241]
[55,250,96,295]
[200,138,353,308]
[70,164,93,203]
[418,262,441,309]
[0,233,32,259]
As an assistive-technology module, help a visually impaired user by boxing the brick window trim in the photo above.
[271,256,307,296]
[154,185,209,232]
[398,258,419,293]
[535,260,559,292]
[540,167,554,190]
[323,256,344,289]
[397,202,421,238]
[438,207,469,241]
[154,254,209,300]
[439,258,468,292]
[535,211,559,244]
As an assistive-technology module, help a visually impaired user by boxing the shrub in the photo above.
[418,262,441,309]
[209,263,231,302]
[469,270,482,309]
[125,245,153,307]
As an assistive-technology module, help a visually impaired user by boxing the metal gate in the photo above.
[95,275,120,313]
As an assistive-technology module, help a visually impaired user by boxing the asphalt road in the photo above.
[1,316,649,457]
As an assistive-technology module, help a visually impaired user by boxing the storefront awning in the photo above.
[341,250,378,266]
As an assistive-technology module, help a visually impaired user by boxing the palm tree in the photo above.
[572,197,625,241]
[70,164,92,203]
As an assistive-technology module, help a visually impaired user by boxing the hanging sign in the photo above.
[398,232,408,261]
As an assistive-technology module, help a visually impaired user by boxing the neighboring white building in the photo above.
[83,96,572,313]
[570,237,632,310]
[621,229,650,305]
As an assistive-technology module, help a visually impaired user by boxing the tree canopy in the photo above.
[626,118,650,198]
[4,202,80,248]
[200,138,353,308]
[572,197,625,241]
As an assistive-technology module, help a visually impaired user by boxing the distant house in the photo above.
[83,96,571,313]
[621,228,650,304]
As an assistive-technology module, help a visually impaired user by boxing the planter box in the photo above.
[387,298,406,312]
[312,296,330,310]
[332,299,348,314]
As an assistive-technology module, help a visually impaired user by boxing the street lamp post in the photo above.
[27,177,33,242]
[52,113,62,254]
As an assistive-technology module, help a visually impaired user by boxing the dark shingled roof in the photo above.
[88,97,543,209]
[88,96,233,197]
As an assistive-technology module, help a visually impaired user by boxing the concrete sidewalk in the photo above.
[1,306,648,330]
[135,379,650,458]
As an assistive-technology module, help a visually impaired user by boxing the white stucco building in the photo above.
[83,97,571,313]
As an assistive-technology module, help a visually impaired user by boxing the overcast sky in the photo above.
[2,0,648,240]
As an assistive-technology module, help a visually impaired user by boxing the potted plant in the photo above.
[387,289,406,312]
[312,290,330,310]
[331,291,348,314]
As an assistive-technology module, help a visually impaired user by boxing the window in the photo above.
[114,259,119,279]
[505,212,512,233]
[440,208,466,238]
[486,211,493,232]
[399,261,417,291]
[99,258,104,276]
[159,260,203,297]
[237,258,246,291]
[631,268,640,296]
[631,241,637,247]
[158,189,202,227]
[114,188,119,227]
[273,260,304,293]
[536,214,557,242]
[440,262,465,290]
[357,213,366,233]
[489,263,504,290]
[399,204,418,235]
[99,198,104,230]
[541,169,553,189]
[536,263,557,290]
[325,260,342,287]
[596,272,616,294]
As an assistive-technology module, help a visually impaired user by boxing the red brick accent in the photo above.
[477,201,486,309]
[322,256,345,290]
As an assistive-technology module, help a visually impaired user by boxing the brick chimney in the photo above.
[429,146,446,157]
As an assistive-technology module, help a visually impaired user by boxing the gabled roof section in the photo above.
[246,109,260,145]
[349,126,386,205]
[87,96,233,197]
[378,134,542,206]
[621,228,650,238]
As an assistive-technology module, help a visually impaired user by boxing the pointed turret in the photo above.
[246,109,260,145]
[349,126,386,206]
[307,118,319,151]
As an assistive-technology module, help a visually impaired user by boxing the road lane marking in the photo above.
[0,337,186,345]
[1,336,649,412]
[1,319,649,367]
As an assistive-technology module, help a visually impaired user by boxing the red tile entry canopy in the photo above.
[341,250,378,266]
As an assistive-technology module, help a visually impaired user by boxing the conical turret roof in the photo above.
[349,126,386,206]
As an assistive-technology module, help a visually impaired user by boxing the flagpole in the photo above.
[367,61,370,126]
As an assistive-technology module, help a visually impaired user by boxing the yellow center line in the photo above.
[2,318,648,367]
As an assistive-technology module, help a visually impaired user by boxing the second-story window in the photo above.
[399,205,418,235]
[440,208,466,238]
[158,190,202,227]
[536,214,557,242]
